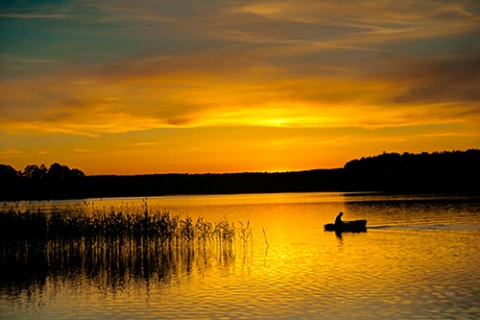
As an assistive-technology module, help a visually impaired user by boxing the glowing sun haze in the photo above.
[1,0,479,174]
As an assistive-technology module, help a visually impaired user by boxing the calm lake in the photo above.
[1,192,480,319]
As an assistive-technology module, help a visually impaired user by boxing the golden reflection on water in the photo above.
[1,193,480,319]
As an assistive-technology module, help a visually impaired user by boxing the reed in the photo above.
[0,204,236,246]
[238,220,253,252]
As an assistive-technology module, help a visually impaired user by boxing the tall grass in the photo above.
[0,204,236,246]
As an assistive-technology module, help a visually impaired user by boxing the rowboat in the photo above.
[324,219,367,232]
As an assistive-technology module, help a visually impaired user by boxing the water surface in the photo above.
[1,192,480,319]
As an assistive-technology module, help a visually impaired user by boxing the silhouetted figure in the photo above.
[335,212,344,227]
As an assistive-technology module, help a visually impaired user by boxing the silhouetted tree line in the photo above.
[0,163,86,200]
[84,169,343,199]
[342,149,480,192]
[1,149,479,200]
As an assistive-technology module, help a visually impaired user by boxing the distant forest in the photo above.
[1,149,479,200]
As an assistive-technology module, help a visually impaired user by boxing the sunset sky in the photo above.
[1,0,479,175]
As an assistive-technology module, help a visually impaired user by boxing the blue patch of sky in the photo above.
[1,1,141,63]
[1,1,236,70]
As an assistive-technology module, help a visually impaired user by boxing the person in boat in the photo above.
[335,212,344,227]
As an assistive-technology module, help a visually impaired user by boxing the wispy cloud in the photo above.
[0,13,67,19]
[0,148,22,155]
[73,148,91,153]
[391,52,480,104]
[133,142,157,147]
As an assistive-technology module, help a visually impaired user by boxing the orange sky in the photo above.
[1,1,479,174]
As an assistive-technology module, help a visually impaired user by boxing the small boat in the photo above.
[324,219,367,232]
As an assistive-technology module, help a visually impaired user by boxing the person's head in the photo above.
[339,212,343,216]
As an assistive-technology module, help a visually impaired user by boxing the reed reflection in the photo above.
[0,206,241,298]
